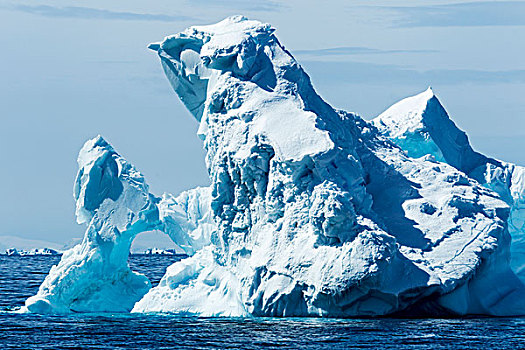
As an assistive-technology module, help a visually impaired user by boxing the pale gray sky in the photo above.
[1,0,524,243]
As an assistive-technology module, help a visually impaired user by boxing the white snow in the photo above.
[374,87,435,139]
[133,247,246,316]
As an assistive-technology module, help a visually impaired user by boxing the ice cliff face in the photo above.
[26,16,525,317]
[373,88,525,282]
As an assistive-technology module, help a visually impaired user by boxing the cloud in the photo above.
[301,60,525,85]
[293,46,436,60]
[5,4,194,22]
[187,0,283,12]
[377,1,525,27]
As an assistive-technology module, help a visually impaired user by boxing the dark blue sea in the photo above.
[1,256,524,349]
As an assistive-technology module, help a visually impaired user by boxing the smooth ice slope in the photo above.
[373,89,525,281]
[137,16,525,316]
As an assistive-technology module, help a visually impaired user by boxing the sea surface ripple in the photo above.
[1,255,523,349]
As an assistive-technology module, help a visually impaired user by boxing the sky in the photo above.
[1,0,524,243]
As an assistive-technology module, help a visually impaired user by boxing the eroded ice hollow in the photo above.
[26,16,525,317]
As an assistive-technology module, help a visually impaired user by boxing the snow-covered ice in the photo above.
[24,137,216,313]
[373,88,525,283]
[26,16,525,317]
[138,16,525,316]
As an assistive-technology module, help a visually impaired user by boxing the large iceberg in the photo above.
[26,16,525,317]
[373,88,525,282]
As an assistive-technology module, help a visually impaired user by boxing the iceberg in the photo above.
[5,248,61,256]
[142,248,185,256]
[0,235,65,253]
[26,16,525,317]
[24,137,215,313]
[137,16,525,316]
[373,88,525,282]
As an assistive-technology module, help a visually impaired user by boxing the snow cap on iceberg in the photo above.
[148,16,274,122]
[374,87,436,138]
[373,88,489,173]
[148,15,337,162]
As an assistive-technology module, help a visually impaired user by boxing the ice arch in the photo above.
[25,136,213,313]
[373,88,525,283]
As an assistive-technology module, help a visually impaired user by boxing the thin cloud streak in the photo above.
[375,1,525,28]
[187,0,283,12]
[294,46,436,59]
[5,4,195,22]
[301,60,525,85]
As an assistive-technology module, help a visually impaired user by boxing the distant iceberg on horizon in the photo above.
[24,16,525,317]
[5,248,61,256]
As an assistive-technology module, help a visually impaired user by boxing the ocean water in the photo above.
[1,256,524,349]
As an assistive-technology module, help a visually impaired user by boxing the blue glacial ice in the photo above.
[24,136,158,313]
[24,138,214,313]
[26,16,525,317]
